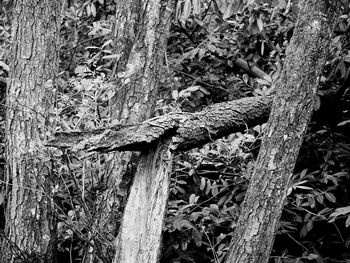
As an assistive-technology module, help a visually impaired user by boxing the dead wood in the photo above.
[47,96,271,152]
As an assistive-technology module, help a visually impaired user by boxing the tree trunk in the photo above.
[83,1,141,262]
[110,0,140,77]
[85,0,174,262]
[111,1,174,261]
[114,140,173,263]
[224,1,340,263]
[0,1,61,263]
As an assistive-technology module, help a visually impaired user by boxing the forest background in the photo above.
[0,0,349,263]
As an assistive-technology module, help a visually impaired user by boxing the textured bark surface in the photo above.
[48,96,271,152]
[110,0,174,124]
[0,1,61,262]
[110,0,140,77]
[111,1,175,262]
[83,1,141,262]
[84,0,175,262]
[114,141,173,263]
[224,1,340,263]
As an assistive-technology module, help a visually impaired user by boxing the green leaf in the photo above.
[256,17,264,32]
[346,215,350,228]
[90,4,96,17]
[189,194,198,204]
[192,228,202,247]
[324,192,336,203]
[209,204,219,212]
[200,178,206,191]
[329,206,350,219]
[205,180,211,195]
[296,185,313,190]
[102,54,121,60]
[256,78,270,86]
[306,254,319,260]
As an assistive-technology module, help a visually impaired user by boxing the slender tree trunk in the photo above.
[114,140,173,263]
[224,1,340,263]
[0,1,61,263]
[85,0,174,262]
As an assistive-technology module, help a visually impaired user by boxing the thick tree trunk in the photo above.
[0,1,61,263]
[84,0,174,262]
[224,1,340,263]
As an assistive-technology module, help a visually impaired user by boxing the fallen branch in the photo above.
[47,96,271,152]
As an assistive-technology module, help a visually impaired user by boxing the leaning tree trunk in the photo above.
[224,1,340,263]
[0,1,61,263]
[113,140,173,263]
[85,0,175,262]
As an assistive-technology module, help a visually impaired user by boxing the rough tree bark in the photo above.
[0,1,61,262]
[224,1,340,263]
[111,1,175,262]
[83,1,141,262]
[113,140,173,263]
[84,0,175,262]
[47,96,271,152]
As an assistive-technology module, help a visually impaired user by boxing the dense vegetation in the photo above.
[0,0,349,262]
